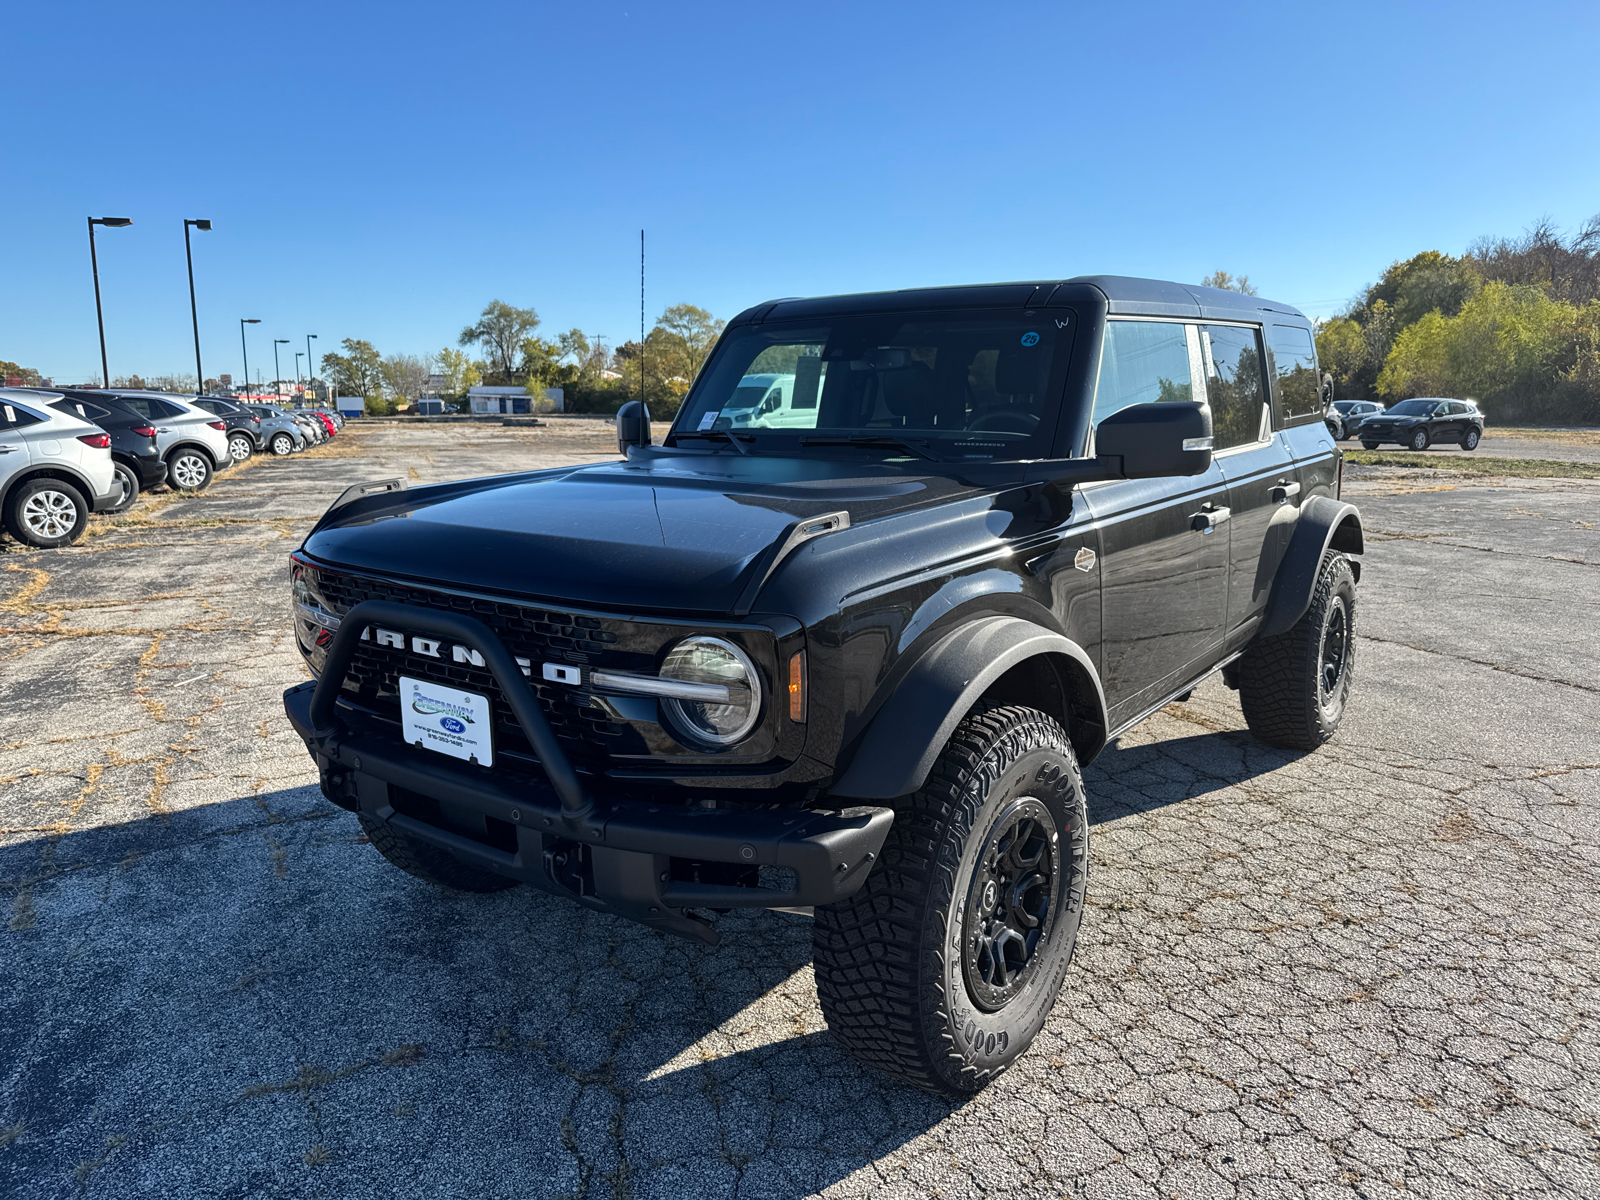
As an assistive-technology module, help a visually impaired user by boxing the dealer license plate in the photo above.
[399,675,494,767]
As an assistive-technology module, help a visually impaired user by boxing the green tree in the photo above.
[434,347,482,399]
[0,361,46,387]
[321,339,386,412]
[1200,270,1257,295]
[654,304,726,382]
[460,301,540,382]
[1315,318,1366,400]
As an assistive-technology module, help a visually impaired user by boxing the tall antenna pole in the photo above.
[633,227,640,406]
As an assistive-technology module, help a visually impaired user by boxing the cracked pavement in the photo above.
[2,424,1597,1199]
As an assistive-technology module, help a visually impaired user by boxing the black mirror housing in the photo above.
[1095,401,1213,478]
[616,401,652,455]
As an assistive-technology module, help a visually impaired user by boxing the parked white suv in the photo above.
[109,392,233,490]
[0,389,118,548]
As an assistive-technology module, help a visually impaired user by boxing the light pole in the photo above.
[305,334,318,398]
[183,219,212,394]
[240,318,260,399]
[294,351,304,393]
[273,339,290,398]
[87,216,133,387]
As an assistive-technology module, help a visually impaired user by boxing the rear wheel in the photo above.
[813,705,1088,1096]
[357,813,520,892]
[104,462,140,514]
[4,478,90,548]
[228,433,253,463]
[271,432,295,456]
[1461,427,1480,450]
[1238,553,1356,750]
[167,449,213,491]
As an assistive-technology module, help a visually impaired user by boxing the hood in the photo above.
[302,451,982,614]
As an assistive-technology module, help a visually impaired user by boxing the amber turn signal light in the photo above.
[787,650,806,721]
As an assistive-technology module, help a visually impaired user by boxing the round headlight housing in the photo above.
[659,636,761,747]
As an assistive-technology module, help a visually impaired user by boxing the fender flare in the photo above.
[1257,495,1364,638]
[829,616,1108,801]
[165,440,219,468]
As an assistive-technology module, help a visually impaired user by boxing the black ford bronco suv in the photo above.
[283,276,1363,1096]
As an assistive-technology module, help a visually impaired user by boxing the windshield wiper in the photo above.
[672,430,752,456]
[800,434,944,462]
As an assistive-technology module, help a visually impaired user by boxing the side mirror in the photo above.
[1095,401,1213,478]
[616,400,651,455]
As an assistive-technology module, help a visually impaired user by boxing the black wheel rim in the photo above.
[962,796,1059,1012]
[1319,596,1350,706]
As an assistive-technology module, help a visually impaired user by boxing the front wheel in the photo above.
[1361,440,1380,450]
[1461,427,1480,450]
[813,705,1089,1097]
[1409,427,1430,451]
[4,478,90,548]
[167,449,213,491]
[1238,553,1357,750]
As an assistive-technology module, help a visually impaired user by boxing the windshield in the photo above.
[1386,400,1439,415]
[671,311,1070,460]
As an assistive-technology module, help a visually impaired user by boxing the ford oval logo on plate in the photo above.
[440,716,467,734]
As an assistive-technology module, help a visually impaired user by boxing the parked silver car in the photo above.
[0,389,119,548]
[110,392,233,490]
[243,404,310,456]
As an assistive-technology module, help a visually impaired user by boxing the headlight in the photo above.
[659,636,761,747]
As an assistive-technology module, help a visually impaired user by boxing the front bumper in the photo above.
[281,599,892,944]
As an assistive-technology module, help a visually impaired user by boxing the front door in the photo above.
[0,402,31,495]
[1082,318,1230,729]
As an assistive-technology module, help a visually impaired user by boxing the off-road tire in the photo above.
[1361,440,1379,450]
[105,462,140,514]
[1461,427,1480,450]
[4,478,90,548]
[1409,427,1430,451]
[812,705,1089,1097]
[356,812,521,893]
[1238,552,1356,750]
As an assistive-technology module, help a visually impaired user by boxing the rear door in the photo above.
[0,401,34,495]
[1199,323,1297,649]
[1083,318,1230,728]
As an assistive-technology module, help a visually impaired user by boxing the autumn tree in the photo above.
[460,301,540,383]
[321,339,386,411]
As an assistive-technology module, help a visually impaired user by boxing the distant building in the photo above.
[467,385,563,415]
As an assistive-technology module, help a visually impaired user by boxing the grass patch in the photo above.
[1344,451,1600,479]
[1487,426,1600,447]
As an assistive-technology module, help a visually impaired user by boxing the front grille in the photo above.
[306,566,654,771]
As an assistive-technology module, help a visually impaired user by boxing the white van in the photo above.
[720,372,817,430]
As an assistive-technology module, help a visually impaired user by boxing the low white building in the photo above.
[467,385,563,415]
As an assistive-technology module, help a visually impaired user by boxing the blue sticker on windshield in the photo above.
[1020,331,1040,347]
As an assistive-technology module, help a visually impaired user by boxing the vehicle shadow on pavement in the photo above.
[2,723,1296,1198]
[1,788,955,1199]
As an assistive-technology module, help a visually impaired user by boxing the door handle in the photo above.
[155,426,173,433]
[0,446,18,454]
[1270,480,1301,503]
[1190,503,1231,533]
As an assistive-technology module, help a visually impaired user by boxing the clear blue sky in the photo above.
[5,0,1598,385]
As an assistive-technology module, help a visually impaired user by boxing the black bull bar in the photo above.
[283,599,893,944]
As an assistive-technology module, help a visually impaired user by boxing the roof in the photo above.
[735,275,1308,327]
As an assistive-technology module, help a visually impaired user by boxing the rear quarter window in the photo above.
[1265,323,1322,427]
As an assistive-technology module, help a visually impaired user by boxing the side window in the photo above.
[1092,320,1192,429]
[1197,325,1266,450]
[151,399,188,419]
[0,403,44,429]
[118,398,155,419]
[1265,324,1321,426]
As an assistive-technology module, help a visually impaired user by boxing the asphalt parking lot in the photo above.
[3,422,1598,1200]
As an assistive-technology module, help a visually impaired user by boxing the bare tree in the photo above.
[1201,270,1258,296]
[381,353,432,407]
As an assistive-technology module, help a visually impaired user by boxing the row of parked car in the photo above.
[0,386,345,549]
[1326,396,1486,450]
